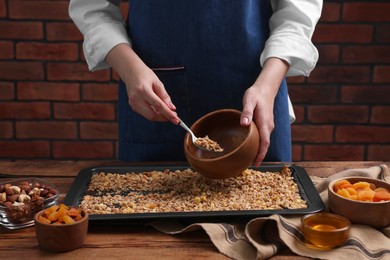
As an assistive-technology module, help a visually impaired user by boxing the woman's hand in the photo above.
[241,58,289,166]
[106,43,179,125]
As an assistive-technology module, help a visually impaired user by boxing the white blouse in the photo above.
[69,0,323,122]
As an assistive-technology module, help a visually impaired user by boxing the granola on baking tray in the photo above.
[79,166,307,214]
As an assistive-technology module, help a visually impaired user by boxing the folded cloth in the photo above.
[151,165,390,260]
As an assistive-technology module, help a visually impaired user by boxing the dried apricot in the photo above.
[352,181,371,191]
[38,215,51,224]
[38,204,84,225]
[373,191,390,202]
[337,188,351,199]
[357,190,375,201]
[334,180,351,192]
[334,179,390,203]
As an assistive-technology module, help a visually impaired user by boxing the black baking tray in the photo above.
[63,164,324,223]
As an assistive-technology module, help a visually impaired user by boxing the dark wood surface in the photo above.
[0,160,388,259]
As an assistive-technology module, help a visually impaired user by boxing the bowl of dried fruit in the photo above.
[328,177,390,228]
[0,177,59,229]
[34,204,89,252]
[184,109,259,179]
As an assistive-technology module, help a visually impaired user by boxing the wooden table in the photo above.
[0,161,388,260]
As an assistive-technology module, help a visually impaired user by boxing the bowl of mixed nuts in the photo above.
[0,177,59,229]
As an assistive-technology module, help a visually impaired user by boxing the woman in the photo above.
[69,0,322,165]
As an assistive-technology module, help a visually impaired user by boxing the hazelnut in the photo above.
[8,194,19,203]
[49,188,57,195]
[40,189,48,197]
[3,201,12,208]
[19,184,30,192]
[5,187,14,196]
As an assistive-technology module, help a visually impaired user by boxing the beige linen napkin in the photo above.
[151,165,390,260]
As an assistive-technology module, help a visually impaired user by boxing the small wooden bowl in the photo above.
[328,177,390,228]
[184,109,259,179]
[34,207,89,252]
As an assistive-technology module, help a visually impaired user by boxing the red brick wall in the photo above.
[0,0,389,161]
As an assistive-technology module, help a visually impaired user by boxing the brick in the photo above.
[0,21,43,40]
[291,144,302,161]
[0,82,15,100]
[289,85,337,104]
[316,45,339,64]
[320,3,341,22]
[16,42,78,61]
[82,83,118,101]
[308,106,369,124]
[0,41,14,59]
[376,24,390,43]
[112,69,120,82]
[0,102,50,119]
[368,145,390,161]
[0,141,50,158]
[304,145,365,161]
[16,121,77,139]
[46,22,83,41]
[52,141,114,159]
[343,46,390,64]
[54,103,115,120]
[80,122,118,140]
[9,1,70,20]
[286,76,305,84]
[336,126,390,143]
[343,3,390,22]
[0,61,44,80]
[307,66,370,84]
[371,106,390,124]
[312,24,373,44]
[341,86,390,104]
[0,121,13,138]
[291,125,333,143]
[17,82,80,101]
[292,105,304,124]
[373,66,390,83]
[0,0,6,17]
[120,2,129,20]
[47,63,110,81]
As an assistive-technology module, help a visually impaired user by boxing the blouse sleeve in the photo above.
[262,0,323,77]
[68,0,130,71]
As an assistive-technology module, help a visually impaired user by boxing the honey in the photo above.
[301,213,351,249]
[311,224,337,231]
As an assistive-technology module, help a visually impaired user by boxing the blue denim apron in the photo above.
[118,0,292,162]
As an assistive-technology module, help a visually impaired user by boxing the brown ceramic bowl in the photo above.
[328,177,390,228]
[184,109,259,179]
[34,206,89,252]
